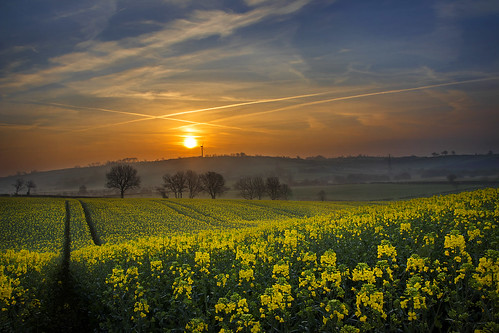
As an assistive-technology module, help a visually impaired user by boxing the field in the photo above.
[1,189,498,332]
[290,183,497,201]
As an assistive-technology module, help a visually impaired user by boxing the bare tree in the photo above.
[156,186,169,198]
[235,176,266,199]
[106,164,141,198]
[266,177,292,200]
[13,178,24,195]
[318,190,326,201]
[447,174,457,184]
[235,177,256,199]
[253,177,266,200]
[279,183,292,200]
[78,185,88,195]
[162,171,187,198]
[161,174,175,197]
[200,171,227,199]
[26,180,36,196]
[186,170,202,198]
[266,177,281,200]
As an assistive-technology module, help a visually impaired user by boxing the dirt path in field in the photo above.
[78,200,102,245]
[41,201,92,331]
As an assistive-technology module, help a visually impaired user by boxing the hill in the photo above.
[1,154,498,199]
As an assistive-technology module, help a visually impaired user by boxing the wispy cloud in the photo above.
[0,0,310,97]
[435,0,499,19]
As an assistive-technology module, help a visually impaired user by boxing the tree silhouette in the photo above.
[235,176,266,199]
[447,174,457,184]
[318,190,326,201]
[200,171,227,199]
[156,186,169,198]
[13,178,24,195]
[26,180,36,196]
[163,171,187,198]
[279,183,292,200]
[266,177,281,200]
[186,170,202,199]
[266,177,292,200]
[252,177,266,200]
[105,164,141,198]
[235,177,256,199]
[78,185,88,195]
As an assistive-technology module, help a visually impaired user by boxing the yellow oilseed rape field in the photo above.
[1,189,498,332]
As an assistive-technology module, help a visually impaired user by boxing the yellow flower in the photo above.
[400,223,411,233]
[377,240,397,262]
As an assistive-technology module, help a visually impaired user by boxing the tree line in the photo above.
[234,176,291,200]
[105,164,291,199]
[158,170,227,199]
[11,178,37,196]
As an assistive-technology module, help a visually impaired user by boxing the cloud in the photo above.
[435,0,499,19]
[53,0,118,40]
[0,1,310,98]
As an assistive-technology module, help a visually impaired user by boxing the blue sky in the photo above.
[1,0,498,175]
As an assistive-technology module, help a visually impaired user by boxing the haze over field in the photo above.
[1,0,499,176]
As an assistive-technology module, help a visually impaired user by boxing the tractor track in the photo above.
[78,200,102,246]
[42,201,91,332]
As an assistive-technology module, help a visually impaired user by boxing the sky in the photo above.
[1,0,498,176]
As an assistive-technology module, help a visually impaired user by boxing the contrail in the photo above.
[156,91,333,119]
[30,76,499,132]
[297,76,499,106]
[39,102,158,120]
[70,113,243,133]
[32,101,242,132]
[51,91,332,132]
[159,76,499,121]
[203,76,499,125]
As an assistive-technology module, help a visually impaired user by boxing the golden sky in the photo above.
[1,0,499,175]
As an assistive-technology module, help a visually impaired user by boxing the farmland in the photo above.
[1,189,498,332]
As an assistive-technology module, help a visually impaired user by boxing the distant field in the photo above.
[291,182,497,201]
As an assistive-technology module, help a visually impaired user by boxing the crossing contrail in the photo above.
[30,76,499,132]
[156,91,333,119]
[31,101,242,132]
[199,76,499,126]
[69,115,243,133]
[161,76,499,123]
[51,91,332,132]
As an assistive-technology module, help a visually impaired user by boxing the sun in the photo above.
[183,136,198,149]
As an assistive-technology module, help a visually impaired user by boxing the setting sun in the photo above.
[183,136,198,149]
